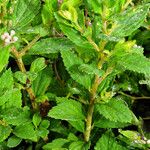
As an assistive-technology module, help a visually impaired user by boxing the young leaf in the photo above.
[32,113,42,128]
[96,99,133,123]
[13,123,37,142]
[43,138,69,150]
[48,99,85,121]
[0,46,10,73]
[13,0,41,30]
[30,57,47,73]
[61,50,92,90]
[7,136,22,148]
[0,125,12,142]
[111,4,150,37]
[28,38,74,55]
[94,132,127,150]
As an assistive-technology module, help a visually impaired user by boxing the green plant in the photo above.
[0,0,150,149]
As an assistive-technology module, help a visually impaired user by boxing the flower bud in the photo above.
[12,36,18,42]
[10,30,15,36]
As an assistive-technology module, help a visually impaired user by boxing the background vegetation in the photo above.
[0,0,150,149]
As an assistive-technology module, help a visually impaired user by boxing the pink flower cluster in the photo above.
[1,30,18,46]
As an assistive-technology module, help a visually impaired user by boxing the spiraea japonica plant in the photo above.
[0,0,150,149]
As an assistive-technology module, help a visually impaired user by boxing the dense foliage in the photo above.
[0,0,150,149]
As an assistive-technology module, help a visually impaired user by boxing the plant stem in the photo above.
[84,75,100,142]
[11,47,36,109]
[19,35,40,57]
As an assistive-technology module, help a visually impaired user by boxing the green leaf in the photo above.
[0,125,12,142]
[0,69,13,94]
[61,50,92,90]
[57,23,93,49]
[13,123,37,142]
[117,53,150,75]
[96,99,133,123]
[28,38,74,55]
[7,136,22,148]
[68,120,85,132]
[94,117,129,128]
[39,120,50,129]
[32,67,53,96]
[32,113,42,128]
[69,141,89,150]
[0,88,22,108]
[13,0,41,30]
[48,99,85,121]
[1,107,30,126]
[36,127,49,139]
[14,71,27,84]
[111,4,150,37]
[43,138,69,150]
[41,0,58,25]
[119,130,141,140]
[30,58,47,73]
[78,64,104,77]
[0,46,9,73]
[94,132,127,150]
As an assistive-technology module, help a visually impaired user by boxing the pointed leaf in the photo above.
[28,38,74,55]
[13,0,41,30]
[30,57,47,73]
[7,136,22,148]
[96,99,133,123]
[111,4,150,37]
[13,123,37,142]
[61,50,92,90]
[48,99,85,121]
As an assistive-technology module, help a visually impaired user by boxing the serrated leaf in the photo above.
[68,120,85,132]
[7,136,22,148]
[48,99,85,121]
[43,138,69,150]
[94,117,129,128]
[58,23,93,49]
[30,58,47,73]
[117,53,150,75]
[94,132,127,150]
[13,0,41,30]
[61,50,92,90]
[0,69,13,94]
[0,46,9,73]
[96,99,132,123]
[0,107,30,126]
[111,4,150,37]
[13,123,37,142]
[0,125,12,142]
[78,64,104,77]
[28,38,74,55]
[32,67,53,96]
[0,88,22,108]
[14,71,27,84]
